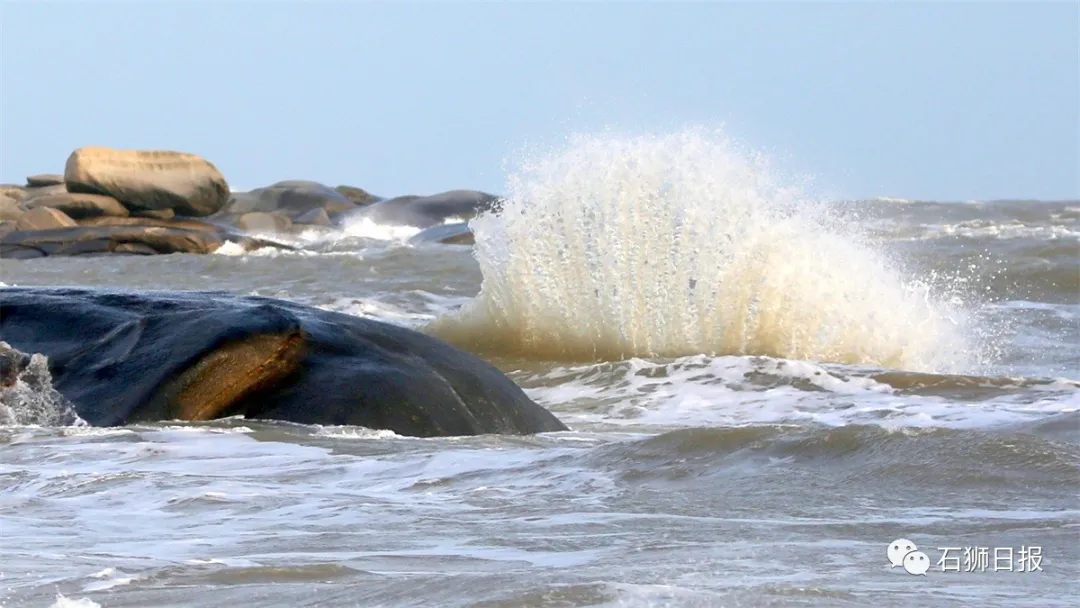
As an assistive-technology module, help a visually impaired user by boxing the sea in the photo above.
[1,130,1077,607]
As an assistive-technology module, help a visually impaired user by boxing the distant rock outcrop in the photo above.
[64,147,230,217]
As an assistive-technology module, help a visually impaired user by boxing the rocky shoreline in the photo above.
[1,146,490,258]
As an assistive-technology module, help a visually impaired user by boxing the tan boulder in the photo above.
[24,192,130,219]
[0,195,23,221]
[64,147,230,217]
[15,207,77,231]
[0,186,26,201]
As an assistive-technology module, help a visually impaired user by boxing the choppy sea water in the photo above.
[1,131,1078,607]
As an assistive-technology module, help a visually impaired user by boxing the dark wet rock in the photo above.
[236,211,292,234]
[25,174,65,188]
[220,181,357,222]
[0,287,569,436]
[1,220,290,258]
[293,207,330,227]
[64,147,230,217]
[133,208,175,220]
[15,207,77,231]
[339,189,500,229]
[409,222,475,246]
[24,192,130,219]
[0,195,23,221]
[334,185,381,206]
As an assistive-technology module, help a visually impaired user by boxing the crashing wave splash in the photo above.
[0,341,84,426]
[428,128,980,373]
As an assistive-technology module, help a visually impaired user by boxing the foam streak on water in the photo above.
[430,129,974,373]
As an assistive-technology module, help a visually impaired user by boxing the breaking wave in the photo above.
[428,128,982,373]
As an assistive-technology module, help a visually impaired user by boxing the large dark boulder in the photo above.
[339,189,500,229]
[0,288,568,436]
[64,147,230,217]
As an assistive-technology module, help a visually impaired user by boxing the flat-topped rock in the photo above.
[64,147,230,217]
[0,287,568,436]
[1,218,289,259]
[24,192,130,219]
[25,174,65,188]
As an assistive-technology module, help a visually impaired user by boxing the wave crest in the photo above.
[428,128,978,373]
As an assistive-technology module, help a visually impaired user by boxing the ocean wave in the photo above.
[516,354,1080,432]
[0,343,83,427]
[428,128,981,373]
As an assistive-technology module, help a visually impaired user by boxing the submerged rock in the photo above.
[409,222,475,246]
[64,147,230,216]
[0,287,568,436]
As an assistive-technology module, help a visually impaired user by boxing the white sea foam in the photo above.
[0,344,84,427]
[522,354,1080,432]
[49,595,101,608]
[429,128,978,373]
[340,216,424,240]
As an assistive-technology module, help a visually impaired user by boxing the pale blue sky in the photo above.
[2,2,1077,201]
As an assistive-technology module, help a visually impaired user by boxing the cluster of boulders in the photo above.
[2,146,497,259]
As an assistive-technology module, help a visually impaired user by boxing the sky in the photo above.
[1,2,1077,201]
